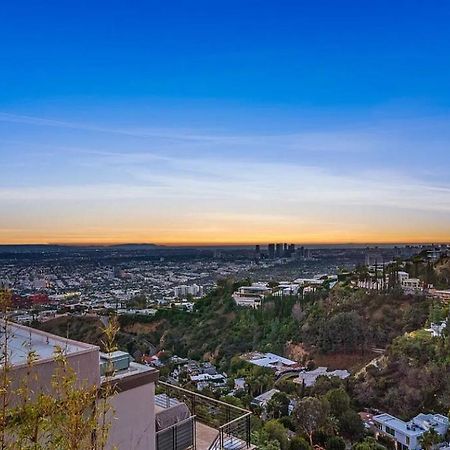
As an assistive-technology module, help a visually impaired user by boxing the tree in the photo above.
[311,376,344,397]
[246,367,274,396]
[353,437,387,450]
[294,397,330,446]
[0,289,116,450]
[325,388,350,418]
[419,428,442,450]
[318,311,366,353]
[264,420,289,450]
[252,429,282,450]
[267,392,290,419]
[339,410,365,440]
[289,436,312,450]
[326,436,346,450]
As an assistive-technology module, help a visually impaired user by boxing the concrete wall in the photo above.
[9,348,100,406]
[107,381,156,450]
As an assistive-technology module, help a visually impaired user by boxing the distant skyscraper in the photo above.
[255,245,261,259]
[276,243,283,257]
[268,243,275,258]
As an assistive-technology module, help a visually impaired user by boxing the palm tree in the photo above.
[419,427,441,450]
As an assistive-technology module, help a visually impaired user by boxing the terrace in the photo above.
[155,381,252,450]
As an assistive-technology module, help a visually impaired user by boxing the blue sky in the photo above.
[1,1,450,244]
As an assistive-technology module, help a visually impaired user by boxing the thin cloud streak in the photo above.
[0,111,392,153]
[1,156,449,214]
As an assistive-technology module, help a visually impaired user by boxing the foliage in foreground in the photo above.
[0,290,117,450]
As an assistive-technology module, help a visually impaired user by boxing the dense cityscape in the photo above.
[1,243,450,450]
[0,243,431,323]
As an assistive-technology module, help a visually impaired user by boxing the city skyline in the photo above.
[2,1,450,245]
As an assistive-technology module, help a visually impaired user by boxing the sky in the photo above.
[1,0,450,245]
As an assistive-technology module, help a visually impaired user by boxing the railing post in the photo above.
[172,422,176,450]
[193,416,197,450]
[246,414,251,447]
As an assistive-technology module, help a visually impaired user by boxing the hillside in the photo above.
[352,328,450,418]
[36,281,443,419]
[115,281,430,374]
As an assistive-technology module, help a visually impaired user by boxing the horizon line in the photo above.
[0,241,449,247]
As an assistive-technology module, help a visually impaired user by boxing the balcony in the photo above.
[155,381,252,450]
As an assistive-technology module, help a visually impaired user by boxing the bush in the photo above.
[326,436,346,450]
[289,436,312,450]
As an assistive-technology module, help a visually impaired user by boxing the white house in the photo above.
[244,352,297,373]
[374,413,449,450]
[232,283,272,308]
[426,321,447,337]
[190,373,227,391]
[402,278,422,292]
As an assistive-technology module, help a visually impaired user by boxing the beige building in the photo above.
[2,321,158,450]
[2,321,253,450]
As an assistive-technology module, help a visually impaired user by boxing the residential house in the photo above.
[373,413,449,450]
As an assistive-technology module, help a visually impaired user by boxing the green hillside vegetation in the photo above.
[352,318,450,418]
[37,315,104,345]
[300,286,430,353]
[113,280,430,374]
[37,279,445,417]
[404,255,450,289]
[138,279,303,363]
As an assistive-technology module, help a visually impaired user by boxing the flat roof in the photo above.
[374,414,424,437]
[253,388,280,402]
[1,321,98,367]
[247,352,296,367]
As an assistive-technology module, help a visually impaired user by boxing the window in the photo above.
[386,426,396,436]
[406,436,410,445]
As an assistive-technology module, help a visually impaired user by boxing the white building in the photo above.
[402,278,422,292]
[190,373,227,391]
[251,388,295,416]
[244,352,297,373]
[426,320,447,337]
[174,284,203,298]
[232,283,272,308]
[374,413,449,450]
[275,283,300,296]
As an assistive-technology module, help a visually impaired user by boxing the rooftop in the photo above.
[252,388,280,404]
[246,352,296,368]
[374,413,449,437]
[374,414,424,437]
[295,367,350,387]
[1,320,97,367]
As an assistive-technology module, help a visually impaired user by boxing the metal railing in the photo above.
[156,415,196,450]
[157,381,252,450]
